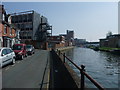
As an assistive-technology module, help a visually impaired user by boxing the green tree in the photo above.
[106,31,112,37]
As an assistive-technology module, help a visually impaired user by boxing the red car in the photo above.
[12,44,27,60]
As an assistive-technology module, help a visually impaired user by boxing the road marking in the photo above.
[11,64,15,67]
[5,67,9,71]
[17,61,20,63]
[47,68,50,89]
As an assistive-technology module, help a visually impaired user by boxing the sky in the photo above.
[2,2,118,42]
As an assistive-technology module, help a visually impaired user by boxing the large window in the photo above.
[4,25,7,34]
[28,14,32,22]
[10,28,12,35]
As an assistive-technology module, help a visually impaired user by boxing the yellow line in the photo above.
[47,68,50,89]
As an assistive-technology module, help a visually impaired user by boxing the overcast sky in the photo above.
[2,2,118,42]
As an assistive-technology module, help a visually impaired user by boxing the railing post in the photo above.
[81,65,85,90]
[63,53,66,63]
[58,50,60,56]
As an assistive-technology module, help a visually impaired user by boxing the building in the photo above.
[0,5,19,48]
[11,11,52,49]
[0,23,2,47]
[100,34,120,48]
[47,35,65,49]
[66,30,74,46]
[11,11,40,42]
[99,39,108,47]
[0,5,5,47]
[74,38,86,46]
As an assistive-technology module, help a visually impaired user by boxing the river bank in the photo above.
[89,46,120,55]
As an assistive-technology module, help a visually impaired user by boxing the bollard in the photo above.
[81,65,85,90]
[63,53,66,63]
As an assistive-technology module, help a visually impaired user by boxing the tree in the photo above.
[106,31,112,37]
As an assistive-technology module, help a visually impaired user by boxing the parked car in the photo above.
[26,45,35,55]
[12,44,27,60]
[0,47,16,67]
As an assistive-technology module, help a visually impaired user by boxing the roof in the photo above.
[0,47,11,49]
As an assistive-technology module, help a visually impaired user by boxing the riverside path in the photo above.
[2,50,50,89]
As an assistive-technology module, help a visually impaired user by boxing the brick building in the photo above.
[0,5,19,47]
[47,35,65,49]
[100,34,120,48]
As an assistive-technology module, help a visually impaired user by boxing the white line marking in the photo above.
[5,67,9,70]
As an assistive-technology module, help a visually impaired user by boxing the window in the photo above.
[23,15,27,22]
[10,28,12,35]
[4,25,7,34]
[6,49,11,54]
[1,49,7,56]
[28,14,32,22]
[12,45,23,50]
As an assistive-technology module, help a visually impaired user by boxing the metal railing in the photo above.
[56,50,104,90]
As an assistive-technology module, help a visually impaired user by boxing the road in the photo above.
[2,50,50,89]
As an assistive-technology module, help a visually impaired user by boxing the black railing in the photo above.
[57,50,104,90]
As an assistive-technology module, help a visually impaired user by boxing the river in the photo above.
[65,47,120,88]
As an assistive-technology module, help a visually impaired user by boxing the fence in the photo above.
[56,49,104,90]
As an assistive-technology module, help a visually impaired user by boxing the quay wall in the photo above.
[56,46,74,51]
[49,49,78,88]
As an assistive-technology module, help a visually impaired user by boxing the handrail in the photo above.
[57,50,104,90]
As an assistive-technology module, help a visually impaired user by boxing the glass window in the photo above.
[12,45,23,50]
[26,45,32,49]
[4,25,7,34]
[6,49,11,54]
[10,28,12,35]
[9,49,13,53]
[1,49,7,56]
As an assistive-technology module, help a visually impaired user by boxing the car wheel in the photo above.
[21,55,24,60]
[12,58,15,64]
[25,53,28,57]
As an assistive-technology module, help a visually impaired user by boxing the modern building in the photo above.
[11,11,40,41]
[11,10,52,48]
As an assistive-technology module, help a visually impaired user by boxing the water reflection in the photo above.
[65,47,120,88]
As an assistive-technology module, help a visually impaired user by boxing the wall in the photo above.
[33,11,41,40]
[108,36,120,48]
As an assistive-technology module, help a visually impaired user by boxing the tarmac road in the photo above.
[2,50,50,89]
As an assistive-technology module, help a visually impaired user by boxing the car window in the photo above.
[6,49,11,54]
[24,46,26,50]
[1,49,7,56]
[9,49,13,53]
[13,45,23,50]
[26,45,32,49]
